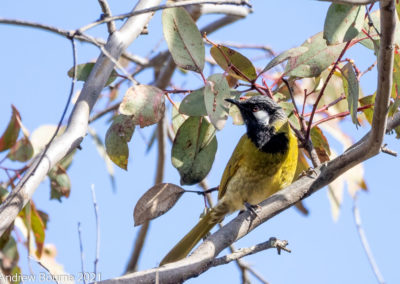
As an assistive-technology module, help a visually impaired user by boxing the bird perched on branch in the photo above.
[160,95,298,265]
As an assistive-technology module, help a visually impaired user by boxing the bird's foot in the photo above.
[298,167,317,178]
[244,202,261,219]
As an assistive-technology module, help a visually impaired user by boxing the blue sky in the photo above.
[1,1,399,283]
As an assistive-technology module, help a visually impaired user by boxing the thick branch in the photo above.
[0,0,163,237]
[96,1,397,283]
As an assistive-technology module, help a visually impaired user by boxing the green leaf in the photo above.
[323,4,364,45]
[7,137,34,162]
[0,105,21,152]
[2,236,19,273]
[310,126,331,163]
[389,52,400,116]
[210,45,257,81]
[359,94,375,124]
[179,88,207,116]
[262,46,308,73]
[341,62,360,126]
[49,169,71,201]
[397,1,400,22]
[20,203,46,258]
[394,125,400,139]
[172,117,217,185]
[162,7,205,73]
[67,63,117,86]
[285,32,346,78]
[119,85,165,128]
[356,10,400,51]
[105,115,135,170]
[204,74,233,130]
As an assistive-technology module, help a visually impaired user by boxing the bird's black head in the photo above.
[226,95,288,153]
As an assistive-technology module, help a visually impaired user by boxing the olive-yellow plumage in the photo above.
[160,96,298,265]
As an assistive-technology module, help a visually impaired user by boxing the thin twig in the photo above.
[353,196,385,284]
[79,0,251,33]
[77,222,87,284]
[380,144,397,156]
[4,37,77,220]
[0,18,148,66]
[91,184,100,281]
[305,40,351,143]
[206,40,275,56]
[29,256,60,284]
[302,94,346,117]
[78,33,139,85]
[366,6,381,37]
[183,187,219,195]
[312,104,373,127]
[89,102,120,123]
[125,58,175,274]
[359,60,377,79]
[211,237,290,267]
[97,0,116,34]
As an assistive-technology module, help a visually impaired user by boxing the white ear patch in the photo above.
[253,110,270,125]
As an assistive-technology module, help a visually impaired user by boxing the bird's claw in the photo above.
[298,167,317,178]
[244,202,260,218]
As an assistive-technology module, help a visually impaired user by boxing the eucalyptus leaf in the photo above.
[172,117,217,185]
[134,183,184,226]
[119,85,165,128]
[262,46,308,73]
[324,4,364,45]
[204,74,233,130]
[210,45,257,81]
[162,7,205,73]
[341,62,360,126]
[105,115,135,170]
[179,88,207,117]
[310,126,331,163]
[67,63,117,86]
[0,105,21,152]
[285,32,346,78]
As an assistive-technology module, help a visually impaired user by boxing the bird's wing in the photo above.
[218,135,247,199]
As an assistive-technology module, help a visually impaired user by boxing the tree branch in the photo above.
[95,1,398,283]
[353,196,385,284]
[211,237,290,267]
[97,0,116,34]
[0,18,149,66]
[0,0,163,237]
[318,0,379,4]
[79,0,251,33]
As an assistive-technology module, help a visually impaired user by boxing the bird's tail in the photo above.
[160,209,219,265]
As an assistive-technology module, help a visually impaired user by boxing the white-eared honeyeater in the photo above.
[160,95,298,265]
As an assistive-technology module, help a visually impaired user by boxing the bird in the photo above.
[160,95,298,265]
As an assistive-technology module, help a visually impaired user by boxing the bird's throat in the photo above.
[247,124,289,154]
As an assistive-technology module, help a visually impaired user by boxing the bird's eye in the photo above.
[252,106,259,112]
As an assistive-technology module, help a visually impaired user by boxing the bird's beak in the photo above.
[225,98,241,107]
